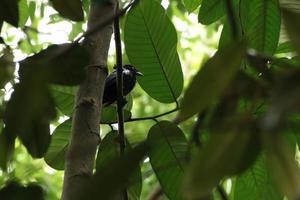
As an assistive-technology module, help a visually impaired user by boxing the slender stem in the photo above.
[114,3,128,200]
[225,0,238,39]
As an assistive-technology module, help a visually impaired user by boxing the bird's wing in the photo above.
[104,71,117,88]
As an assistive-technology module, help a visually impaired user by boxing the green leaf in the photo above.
[176,41,244,123]
[28,1,36,22]
[4,78,56,158]
[124,0,184,103]
[233,156,283,200]
[282,8,300,57]
[19,43,89,86]
[219,0,280,55]
[183,0,202,13]
[183,118,260,199]
[50,85,77,116]
[0,0,19,27]
[263,133,300,200]
[198,0,226,25]
[0,125,15,171]
[147,121,187,200]
[275,41,295,54]
[78,143,147,200]
[51,0,84,21]
[18,0,29,28]
[0,182,44,200]
[45,119,72,170]
[96,131,142,200]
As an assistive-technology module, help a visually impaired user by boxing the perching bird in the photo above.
[102,64,143,107]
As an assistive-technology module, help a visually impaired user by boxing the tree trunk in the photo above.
[61,1,116,199]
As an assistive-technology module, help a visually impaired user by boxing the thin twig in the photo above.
[114,2,128,200]
[217,185,228,200]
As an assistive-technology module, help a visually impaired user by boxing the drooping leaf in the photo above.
[198,0,226,25]
[275,41,295,54]
[0,0,19,27]
[78,143,147,200]
[4,77,56,158]
[124,0,184,103]
[19,43,89,86]
[233,156,283,200]
[45,119,72,170]
[51,0,84,21]
[183,116,260,199]
[263,133,300,200]
[0,182,44,200]
[147,121,188,200]
[175,41,245,123]
[183,0,202,13]
[96,131,142,200]
[0,124,15,171]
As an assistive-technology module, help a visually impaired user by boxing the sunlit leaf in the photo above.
[124,0,184,103]
[176,41,245,123]
[51,0,84,21]
[148,121,187,200]
[18,0,29,27]
[45,119,72,170]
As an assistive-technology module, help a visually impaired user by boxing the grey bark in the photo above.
[61,1,116,200]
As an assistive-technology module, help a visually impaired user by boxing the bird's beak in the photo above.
[136,71,143,76]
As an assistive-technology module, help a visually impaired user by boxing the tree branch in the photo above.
[61,1,117,200]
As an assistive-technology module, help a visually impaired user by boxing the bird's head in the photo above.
[124,65,143,77]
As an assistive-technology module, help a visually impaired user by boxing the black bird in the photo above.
[102,65,143,107]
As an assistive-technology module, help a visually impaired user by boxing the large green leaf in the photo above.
[0,0,19,27]
[198,0,226,25]
[183,0,202,13]
[96,131,142,200]
[19,43,89,86]
[233,156,283,200]
[4,78,56,158]
[124,0,184,103]
[50,85,77,116]
[0,48,15,88]
[183,118,260,199]
[51,0,84,21]
[147,121,187,200]
[175,41,244,123]
[220,0,280,55]
[44,119,72,170]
